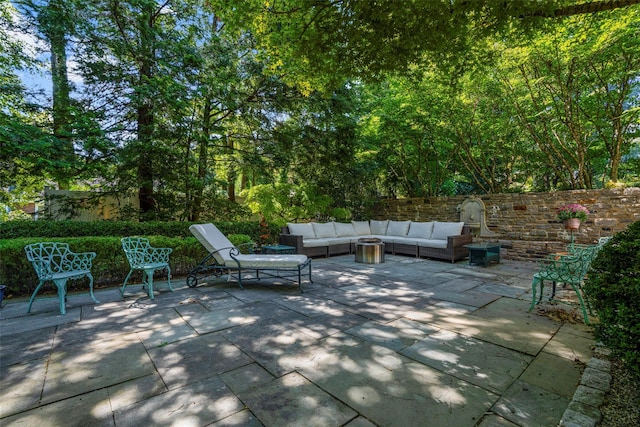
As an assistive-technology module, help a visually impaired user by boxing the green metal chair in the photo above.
[121,237,174,300]
[24,242,99,315]
[528,244,600,323]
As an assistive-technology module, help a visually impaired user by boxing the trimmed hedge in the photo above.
[0,236,210,298]
[0,220,282,242]
[0,220,284,299]
[584,220,640,378]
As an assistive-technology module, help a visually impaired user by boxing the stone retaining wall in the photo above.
[373,188,640,261]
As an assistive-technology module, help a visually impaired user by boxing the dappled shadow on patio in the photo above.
[0,255,586,426]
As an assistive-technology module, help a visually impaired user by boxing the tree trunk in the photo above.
[41,0,74,190]
[226,135,236,202]
[136,4,156,218]
[190,96,212,221]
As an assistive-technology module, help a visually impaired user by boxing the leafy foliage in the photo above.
[0,220,282,297]
[4,0,640,223]
[0,220,281,244]
[0,236,206,297]
[210,0,563,91]
[584,221,640,377]
[242,183,333,225]
[556,204,589,222]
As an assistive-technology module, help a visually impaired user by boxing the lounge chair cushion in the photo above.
[226,254,308,269]
[189,223,236,264]
[191,223,309,267]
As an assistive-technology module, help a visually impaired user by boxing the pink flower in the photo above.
[557,204,589,222]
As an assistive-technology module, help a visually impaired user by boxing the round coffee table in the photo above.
[355,238,385,264]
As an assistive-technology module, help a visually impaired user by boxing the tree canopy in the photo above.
[2,0,639,222]
[209,0,640,91]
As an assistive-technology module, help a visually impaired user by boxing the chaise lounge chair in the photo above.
[187,223,312,291]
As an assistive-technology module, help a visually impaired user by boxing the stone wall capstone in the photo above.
[373,188,640,261]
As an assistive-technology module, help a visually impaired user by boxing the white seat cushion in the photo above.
[303,238,332,247]
[226,254,308,269]
[383,236,416,245]
[415,239,448,249]
[325,237,352,245]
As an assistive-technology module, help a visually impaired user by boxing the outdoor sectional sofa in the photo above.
[279,220,472,262]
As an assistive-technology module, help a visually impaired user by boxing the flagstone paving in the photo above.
[0,255,604,426]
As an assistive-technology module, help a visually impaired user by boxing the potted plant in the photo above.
[557,203,589,230]
[258,214,271,248]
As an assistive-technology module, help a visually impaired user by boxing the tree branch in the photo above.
[532,0,640,17]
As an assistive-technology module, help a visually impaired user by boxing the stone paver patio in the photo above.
[0,255,600,426]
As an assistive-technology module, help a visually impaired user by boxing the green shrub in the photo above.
[0,220,284,299]
[584,220,640,378]
[0,236,210,299]
[0,220,282,242]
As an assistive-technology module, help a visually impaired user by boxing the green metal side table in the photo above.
[261,244,296,255]
[464,242,501,267]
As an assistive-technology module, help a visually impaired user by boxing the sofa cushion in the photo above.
[386,220,411,236]
[415,238,448,249]
[431,221,464,240]
[326,237,352,245]
[407,221,434,239]
[370,220,389,235]
[352,220,372,235]
[334,222,357,237]
[312,222,337,238]
[383,236,416,245]
[303,238,331,247]
[287,222,316,239]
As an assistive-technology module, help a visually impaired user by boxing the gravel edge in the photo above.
[558,344,640,427]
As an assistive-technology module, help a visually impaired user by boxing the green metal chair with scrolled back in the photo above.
[24,242,99,315]
[121,237,174,300]
[528,244,600,324]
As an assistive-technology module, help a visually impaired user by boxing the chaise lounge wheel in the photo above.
[186,274,198,288]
